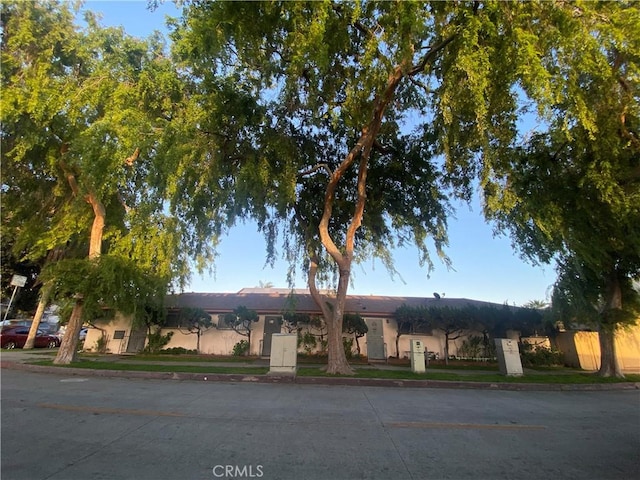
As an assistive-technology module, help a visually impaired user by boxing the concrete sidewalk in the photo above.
[1,350,638,391]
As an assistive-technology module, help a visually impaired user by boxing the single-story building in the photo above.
[83,288,640,372]
[84,288,522,358]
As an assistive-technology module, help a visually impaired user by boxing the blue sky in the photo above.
[81,1,555,306]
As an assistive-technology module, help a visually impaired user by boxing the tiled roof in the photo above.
[166,290,506,317]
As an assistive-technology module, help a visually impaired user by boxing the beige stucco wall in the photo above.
[83,307,638,371]
[521,336,552,349]
[383,318,494,360]
[554,325,640,372]
[616,326,640,372]
[83,313,140,354]
[162,324,261,355]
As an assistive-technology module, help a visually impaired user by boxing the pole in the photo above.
[3,285,19,322]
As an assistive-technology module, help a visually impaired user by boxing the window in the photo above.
[216,314,234,330]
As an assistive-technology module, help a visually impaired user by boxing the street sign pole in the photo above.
[3,275,28,322]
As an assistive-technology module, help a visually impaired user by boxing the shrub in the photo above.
[458,336,483,359]
[519,341,564,366]
[143,331,174,354]
[458,335,496,360]
[298,331,317,354]
[160,347,197,355]
[343,337,354,360]
[94,334,108,354]
[232,339,250,356]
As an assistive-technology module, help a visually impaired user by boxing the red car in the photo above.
[0,326,60,349]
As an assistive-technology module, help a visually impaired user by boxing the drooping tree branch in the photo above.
[298,163,333,178]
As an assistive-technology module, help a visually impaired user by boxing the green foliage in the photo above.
[41,255,166,323]
[94,334,108,354]
[160,347,198,355]
[232,340,250,357]
[170,0,640,375]
[179,307,213,332]
[298,331,317,355]
[143,331,174,354]
[342,313,368,337]
[480,2,640,361]
[457,335,496,360]
[1,0,199,302]
[223,305,259,337]
[394,305,430,335]
[342,337,354,360]
[393,303,544,337]
[283,312,313,328]
[519,341,564,367]
[551,261,640,333]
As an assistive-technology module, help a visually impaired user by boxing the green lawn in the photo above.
[31,360,269,375]
[29,359,640,384]
[297,367,640,383]
[123,354,260,363]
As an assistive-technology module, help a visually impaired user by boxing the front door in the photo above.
[261,316,282,357]
[126,327,147,353]
[366,318,385,360]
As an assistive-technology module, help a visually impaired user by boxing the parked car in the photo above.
[0,326,61,349]
[56,326,88,340]
[0,319,59,335]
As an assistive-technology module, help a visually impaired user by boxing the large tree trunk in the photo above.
[56,164,107,364]
[24,283,53,350]
[24,248,65,349]
[86,191,106,259]
[53,298,84,364]
[325,270,353,374]
[308,63,412,375]
[444,333,450,366]
[308,255,353,374]
[598,271,624,378]
[598,328,621,377]
[307,44,455,375]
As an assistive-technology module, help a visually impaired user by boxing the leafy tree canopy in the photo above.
[1,0,200,290]
[41,255,167,323]
[179,307,213,331]
[481,2,639,375]
[168,1,636,374]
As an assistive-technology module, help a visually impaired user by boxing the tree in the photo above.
[1,1,197,362]
[342,313,368,356]
[223,305,259,354]
[486,109,639,377]
[393,304,430,359]
[481,2,640,377]
[42,256,167,362]
[523,300,548,310]
[426,306,469,365]
[177,307,213,353]
[170,1,637,374]
[0,239,42,317]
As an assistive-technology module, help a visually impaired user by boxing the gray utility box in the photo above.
[410,339,426,374]
[269,334,298,375]
[495,338,524,376]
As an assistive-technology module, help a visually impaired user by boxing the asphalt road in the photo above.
[1,369,639,480]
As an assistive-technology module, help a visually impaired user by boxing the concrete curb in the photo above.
[2,360,639,391]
